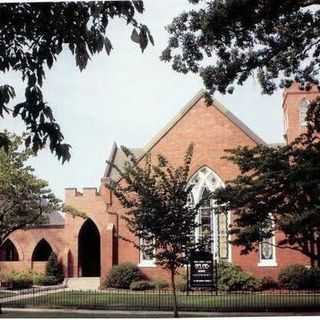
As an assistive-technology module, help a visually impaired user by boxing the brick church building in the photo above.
[0,84,316,284]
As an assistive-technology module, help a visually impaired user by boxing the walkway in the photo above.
[0,287,67,305]
[2,307,320,318]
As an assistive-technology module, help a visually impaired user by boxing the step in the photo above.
[66,277,100,290]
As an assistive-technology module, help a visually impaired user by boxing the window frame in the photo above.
[138,237,156,268]
[258,216,277,267]
[299,99,309,127]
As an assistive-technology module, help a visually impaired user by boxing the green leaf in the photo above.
[139,29,148,53]
[131,29,140,43]
[104,37,113,55]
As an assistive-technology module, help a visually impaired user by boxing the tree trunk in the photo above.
[170,269,179,318]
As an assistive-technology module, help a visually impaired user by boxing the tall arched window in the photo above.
[300,98,309,127]
[0,239,19,261]
[32,239,53,261]
[198,188,214,253]
[188,166,228,261]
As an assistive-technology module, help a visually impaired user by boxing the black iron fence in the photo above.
[1,288,320,312]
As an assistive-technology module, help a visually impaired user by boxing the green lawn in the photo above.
[4,290,320,312]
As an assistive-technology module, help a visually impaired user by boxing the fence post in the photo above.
[158,288,161,310]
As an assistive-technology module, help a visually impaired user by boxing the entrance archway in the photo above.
[78,219,100,277]
[32,239,53,261]
[0,239,19,261]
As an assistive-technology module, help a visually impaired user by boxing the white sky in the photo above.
[0,0,284,200]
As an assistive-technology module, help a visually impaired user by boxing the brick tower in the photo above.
[282,83,320,144]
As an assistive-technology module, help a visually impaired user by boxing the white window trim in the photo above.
[258,213,277,267]
[138,238,156,268]
[138,259,156,268]
[258,233,277,267]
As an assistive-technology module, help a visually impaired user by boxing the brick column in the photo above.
[100,223,114,286]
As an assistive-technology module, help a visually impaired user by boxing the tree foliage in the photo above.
[0,132,61,244]
[107,144,206,317]
[214,99,320,267]
[0,1,153,162]
[161,0,320,95]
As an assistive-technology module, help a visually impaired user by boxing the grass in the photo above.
[4,290,320,312]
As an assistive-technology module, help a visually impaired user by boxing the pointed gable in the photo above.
[142,89,265,157]
[103,89,265,183]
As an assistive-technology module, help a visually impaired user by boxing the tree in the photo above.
[107,144,206,317]
[161,0,320,95]
[46,252,64,283]
[0,1,153,162]
[213,98,320,267]
[0,131,61,244]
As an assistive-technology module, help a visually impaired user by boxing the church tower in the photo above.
[282,83,320,144]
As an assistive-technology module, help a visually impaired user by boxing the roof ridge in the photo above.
[140,89,265,159]
[212,98,266,145]
[142,89,206,155]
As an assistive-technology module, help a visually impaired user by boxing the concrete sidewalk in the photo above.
[2,307,320,318]
[0,288,68,305]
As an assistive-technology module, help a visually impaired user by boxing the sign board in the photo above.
[189,251,215,289]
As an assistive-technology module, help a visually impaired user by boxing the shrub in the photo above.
[176,278,188,292]
[278,264,320,290]
[278,264,309,290]
[46,252,64,283]
[217,262,261,291]
[306,267,320,289]
[130,280,155,291]
[152,279,169,290]
[3,271,33,289]
[104,263,144,289]
[32,272,46,286]
[259,276,278,290]
[176,269,188,292]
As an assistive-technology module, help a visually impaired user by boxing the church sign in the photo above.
[189,251,215,289]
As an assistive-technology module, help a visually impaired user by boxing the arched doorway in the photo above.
[0,239,19,261]
[78,219,100,277]
[32,239,53,261]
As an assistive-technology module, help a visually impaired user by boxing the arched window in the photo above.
[188,166,228,261]
[198,188,214,253]
[0,239,19,261]
[300,98,309,127]
[32,239,53,261]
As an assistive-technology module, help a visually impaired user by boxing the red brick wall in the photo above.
[283,83,320,143]
[2,90,316,284]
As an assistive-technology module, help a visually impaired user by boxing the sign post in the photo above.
[189,250,216,291]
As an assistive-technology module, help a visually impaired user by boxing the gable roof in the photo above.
[142,89,265,156]
[103,143,144,181]
[104,89,266,181]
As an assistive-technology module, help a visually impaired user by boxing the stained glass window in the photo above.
[187,166,227,261]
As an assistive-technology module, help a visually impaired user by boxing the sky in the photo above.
[0,0,284,200]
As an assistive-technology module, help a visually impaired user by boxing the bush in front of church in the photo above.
[217,262,261,291]
[0,271,33,289]
[130,280,155,291]
[45,252,64,284]
[278,264,320,290]
[104,263,144,289]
